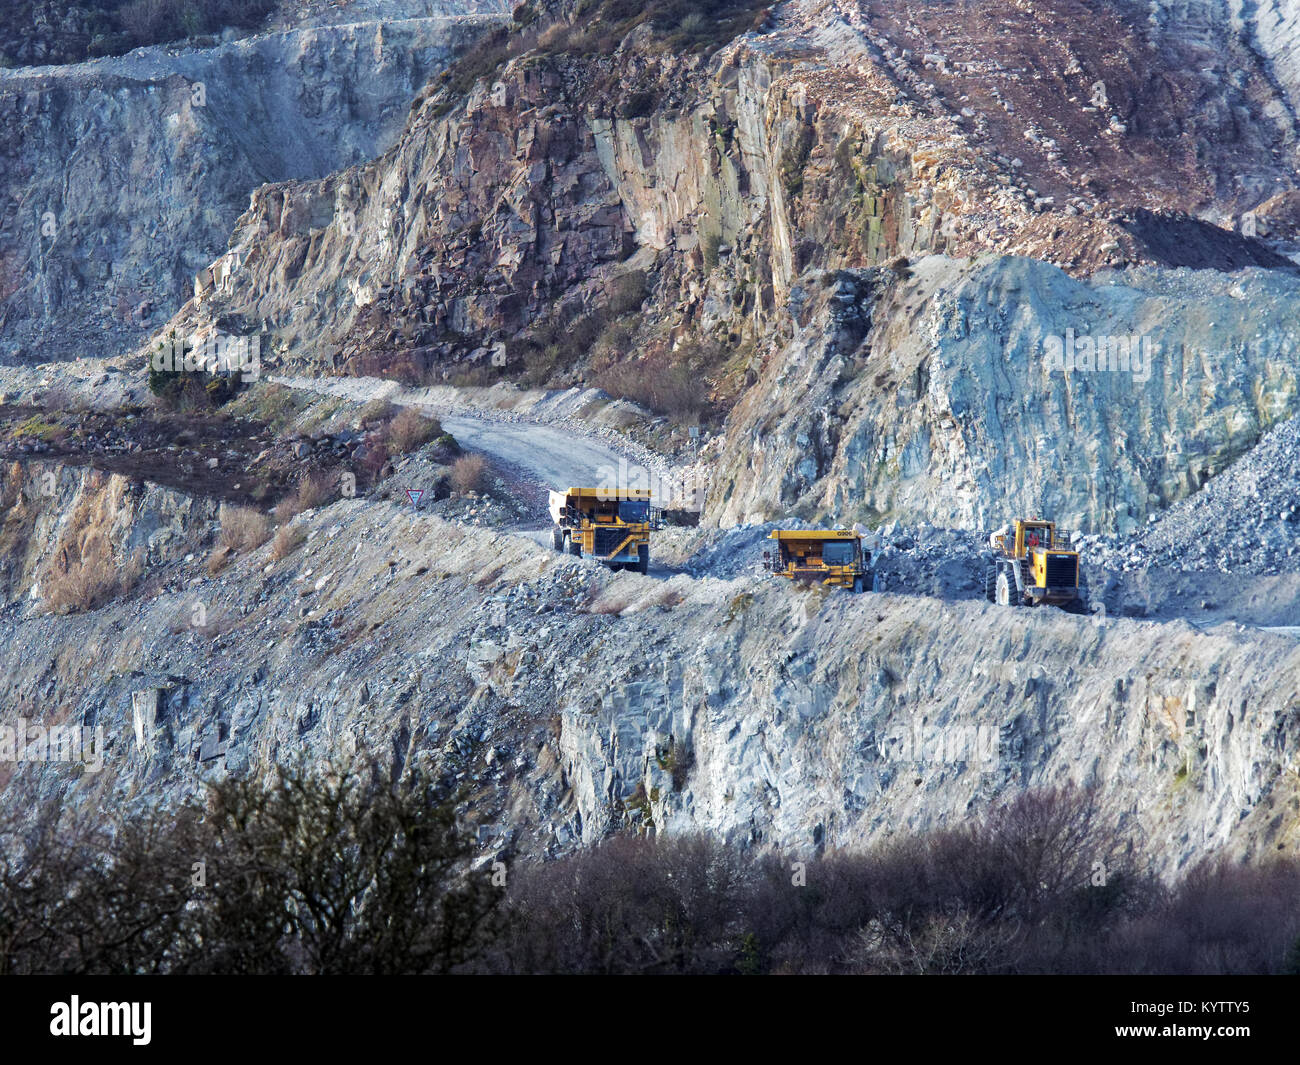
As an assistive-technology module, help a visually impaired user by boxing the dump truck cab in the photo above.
[548,487,661,573]
[986,518,1086,610]
[763,529,873,593]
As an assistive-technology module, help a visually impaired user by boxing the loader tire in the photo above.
[984,565,998,602]
[852,576,864,594]
[995,568,1017,607]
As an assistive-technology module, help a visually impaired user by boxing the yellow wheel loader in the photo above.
[985,518,1088,611]
[763,529,875,593]
[548,486,661,573]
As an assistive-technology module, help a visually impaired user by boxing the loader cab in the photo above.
[1017,520,1055,556]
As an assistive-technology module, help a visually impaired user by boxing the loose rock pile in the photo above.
[1088,414,1300,576]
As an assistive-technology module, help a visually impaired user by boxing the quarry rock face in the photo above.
[0,12,498,362]
[708,256,1300,534]
[155,15,1089,378]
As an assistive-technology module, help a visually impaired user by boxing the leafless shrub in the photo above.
[3,774,1298,975]
[498,835,750,975]
[385,408,443,454]
[853,907,1022,975]
[450,453,487,495]
[0,791,204,975]
[0,761,499,974]
[357,439,389,484]
[1092,858,1300,975]
[593,344,712,418]
[495,787,1144,975]
[38,385,85,412]
[973,785,1126,923]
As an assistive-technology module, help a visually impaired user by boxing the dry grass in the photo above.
[357,397,396,427]
[297,471,334,510]
[273,471,334,524]
[450,453,488,495]
[270,524,307,562]
[46,536,144,614]
[602,583,684,617]
[385,407,442,455]
[537,21,567,49]
[206,545,232,576]
[218,505,271,553]
[582,579,635,616]
[473,564,506,589]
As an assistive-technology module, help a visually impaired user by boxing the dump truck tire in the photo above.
[567,534,581,556]
[852,576,864,594]
[552,528,564,551]
[637,543,649,574]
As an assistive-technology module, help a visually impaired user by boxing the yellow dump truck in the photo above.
[763,529,874,593]
[986,518,1087,611]
[549,486,660,573]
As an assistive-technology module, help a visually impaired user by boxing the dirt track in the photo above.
[271,374,678,506]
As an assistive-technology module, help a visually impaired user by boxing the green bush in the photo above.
[147,364,239,408]
[702,230,721,270]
